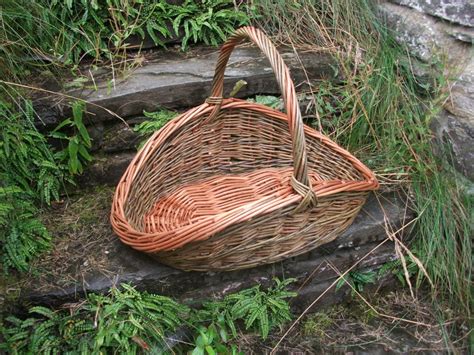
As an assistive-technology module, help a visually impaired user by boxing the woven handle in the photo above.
[208,26,317,209]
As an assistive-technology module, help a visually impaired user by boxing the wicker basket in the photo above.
[111,26,379,271]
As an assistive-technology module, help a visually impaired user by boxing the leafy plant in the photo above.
[0,187,51,272]
[191,324,242,355]
[0,0,251,79]
[1,284,188,354]
[247,95,282,110]
[134,108,177,149]
[134,108,177,136]
[0,99,64,205]
[199,278,297,340]
[1,280,297,353]
[336,270,377,297]
[0,98,65,272]
[169,0,251,50]
[379,255,419,287]
[51,101,92,175]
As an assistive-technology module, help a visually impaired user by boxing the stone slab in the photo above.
[60,47,335,125]
[390,0,474,27]
[77,152,136,186]
[431,110,474,180]
[379,2,471,63]
[20,192,413,308]
[431,54,474,180]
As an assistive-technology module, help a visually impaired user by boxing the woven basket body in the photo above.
[111,27,378,271]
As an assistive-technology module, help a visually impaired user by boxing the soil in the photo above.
[236,290,471,354]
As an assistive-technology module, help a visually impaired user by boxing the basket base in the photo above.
[137,167,369,271]
[143,167,321,234]
[153,191,368,271]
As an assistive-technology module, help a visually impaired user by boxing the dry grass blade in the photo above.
[270,238,390,353]
[327,262,433,328]
[376,194,435,289]
[271,199,421,352]
[395,242,415,299]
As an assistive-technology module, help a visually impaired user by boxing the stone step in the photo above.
[78,152,136,186]
[20,192,413,309]
[35,47,336,127]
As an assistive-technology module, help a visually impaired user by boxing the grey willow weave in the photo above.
[111,26,379,271]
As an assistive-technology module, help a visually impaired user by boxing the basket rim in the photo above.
[110,98,378,252]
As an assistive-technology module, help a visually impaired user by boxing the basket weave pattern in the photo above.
[111,27,378,271]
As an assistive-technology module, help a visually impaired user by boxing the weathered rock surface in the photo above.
[431,111,474,180]
[21,192,413,309]
[446,58,474,121]
[379,2,471,63]
[380,1,474,181]
[77,152,136,186]
[431,57,474,180]
[390,0,474,27]
[101,117,146,153]
[40,47,335,126]
[448,26,474,43]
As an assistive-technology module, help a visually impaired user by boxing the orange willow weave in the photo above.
[111,26,379,271]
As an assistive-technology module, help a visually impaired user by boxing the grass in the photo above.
[227,290,469,353]
[295,291,469,352]
[0,0,251,81]
[253,0,472,317]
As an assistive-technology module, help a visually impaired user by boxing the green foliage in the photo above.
[0,0,251,79]
[336,270,377,297]
[0,99,66,272]
[191,324,242,355]
[1,280,297,353]
[50,101,92,175]
[254,0,471,316]
[0,187,51,272]
[134,108,178,136]
[134,108,178,149]
[379,255,419,287]
[198,278,296,340]
[247,95,282,110]
[0,100,64,205]
[1,284,188,354]
[170,0,250,50]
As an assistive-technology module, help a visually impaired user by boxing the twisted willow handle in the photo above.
[208,26,316,209]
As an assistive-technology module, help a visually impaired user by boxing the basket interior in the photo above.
[124,106,365,232]
[142,167,325,233]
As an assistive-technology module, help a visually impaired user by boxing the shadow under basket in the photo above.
[110,26,379,271]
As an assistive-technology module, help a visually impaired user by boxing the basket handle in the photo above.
[207,26,317,210]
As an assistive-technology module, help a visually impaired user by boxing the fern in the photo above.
[1,280,298,353]
[0,99,67,272]
[3,0,251,80]
[170,0,250,50]
[133,108,178,149]
[0,186,51,272]
[0,100,65,205]
[199,278,297,340]
[0,284,188,354]
[247,95,283,110]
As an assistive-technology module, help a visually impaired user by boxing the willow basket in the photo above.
[111,26,379,271]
